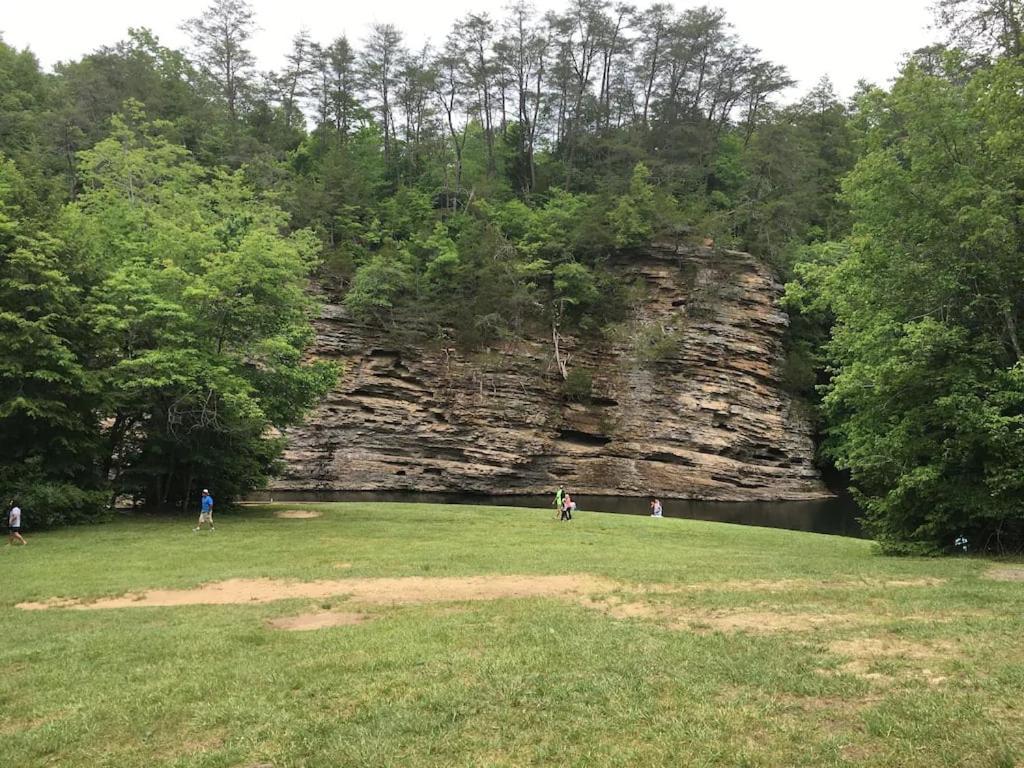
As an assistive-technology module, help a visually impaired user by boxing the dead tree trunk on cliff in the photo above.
[552,319,570,380]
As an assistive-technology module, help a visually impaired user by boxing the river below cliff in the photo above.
[251,491,864,538]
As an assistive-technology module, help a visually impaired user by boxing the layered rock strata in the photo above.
[271,244,830,500]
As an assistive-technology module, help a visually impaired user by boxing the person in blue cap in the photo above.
[194,489,215,532]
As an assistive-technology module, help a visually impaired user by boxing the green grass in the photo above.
[1,503,1022,767]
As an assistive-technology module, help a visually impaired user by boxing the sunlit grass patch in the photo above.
[1,502,1021,767]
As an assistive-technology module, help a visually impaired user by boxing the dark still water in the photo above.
[251,490,864,538]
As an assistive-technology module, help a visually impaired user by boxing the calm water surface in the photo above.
[253,490,864,538]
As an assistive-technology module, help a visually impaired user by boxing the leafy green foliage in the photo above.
[0,1,878,528]
[0,159,106,525]
[608,163,657,248]
[344,246,416,323]
[562,368,594,402]
[787,54,1024,552]
[62,113,336,510]
[632,323,685,364]
[0,98,335,523]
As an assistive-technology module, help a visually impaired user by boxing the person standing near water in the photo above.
[560,493,576,521]
[194,489,215,532]
[554,486,565,520]
[8,501,26,545]
[650,498,663,517]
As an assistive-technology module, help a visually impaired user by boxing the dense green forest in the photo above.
[1,0,1023,552]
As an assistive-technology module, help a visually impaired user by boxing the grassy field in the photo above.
[1,503,1022,768]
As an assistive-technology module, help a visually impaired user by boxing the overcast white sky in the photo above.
[2,0,937,100]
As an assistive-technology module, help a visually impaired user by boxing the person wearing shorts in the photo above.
[560,493,575,521]
[194,490,215,532]
[8,501,26,545]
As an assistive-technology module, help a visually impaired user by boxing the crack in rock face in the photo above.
[274,245,829,501]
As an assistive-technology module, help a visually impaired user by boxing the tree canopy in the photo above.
[786,18,1024,552]
[5,0,1024,549]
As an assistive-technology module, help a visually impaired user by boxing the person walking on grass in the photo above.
[8,501,26,545]
[560,492,576,521]
[650,498,663,517]
[194,489,215,532]
[554,485,565,520]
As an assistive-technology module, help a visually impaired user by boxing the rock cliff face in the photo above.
[271,244,830,501]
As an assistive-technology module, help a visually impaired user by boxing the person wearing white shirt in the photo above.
[8,501,26,545]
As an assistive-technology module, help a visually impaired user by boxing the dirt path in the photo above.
[985,566,1024,582]
[17,574,618,611]
[274,510,322,519]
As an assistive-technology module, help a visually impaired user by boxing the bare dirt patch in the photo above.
[175,732,227,755]
[642,577,946,593]
[583,594,870,634]
[16,573,953,640]
[830,637,957,661]
[985,566,1024,582]
[17,574,618,611]
[267,611,370,631]
[0,713,61,736]
[840,744,884,762]
[819,663,895,685]
[682,610,865,634]
[828,636,958,684]
[881,578,946,587]
[588,596,667,621]
[775,691,880,734]
[274,509,322,519]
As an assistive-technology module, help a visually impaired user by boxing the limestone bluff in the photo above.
[271,244,829,501]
